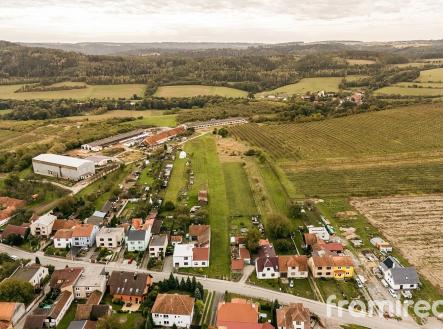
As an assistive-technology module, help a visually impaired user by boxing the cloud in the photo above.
[0,0,441,42]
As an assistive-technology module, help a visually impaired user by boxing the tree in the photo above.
[0,279,34,304]
[179,278,186,291]
[218,128,228,138]
[172,324,178,329]
[289,203,303,219]
[163,201,175,211]
[191,276,197,292]
[4,234,23,246]
[194,287,201,300]
[267,214,291,239]
[246,227,261,252]
[194,300,205,319]
[185,277,192,292]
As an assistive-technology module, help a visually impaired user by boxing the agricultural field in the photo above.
[416,68,443,82]
[154,85,248,98]
[344,75,369,82]
[346,59,376,65]
[351,195,443,292]
[257,77,342,97]
[0,82,146,100]
[230,104,443,197]
[374,85,443,96]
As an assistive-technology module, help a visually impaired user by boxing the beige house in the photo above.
[30,213,57,237]
[95,227,125,248]
[279,255,309,279]
[149,235,168,258]
[74,267,107,299]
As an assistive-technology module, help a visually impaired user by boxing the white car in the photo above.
[388,288,398,298]
[289,280,294,288]
[401,290,413,299]
[356,278,363,288]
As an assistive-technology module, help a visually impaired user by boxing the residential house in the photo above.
[11,264,49,288]
[173,244,209,268]
[379,256,420,291]
[198,190,208,205]
[231,259,244,273]
[216,298,273,329]
[54,229,73,249]
[189,224,210,247]
[312,240,344,255]
[278,255,309,279]
[52,219,80,234]
[30,213,57,237]
[0,302,26,329]
[0,224,29,241]
[71,224,99,248]
[50,267,84,293]
[149,234,168,258]
[86,211,106,227]
[277,303,311,329]
[95,227,125,248]
[307,226,330,242]
[126,230,150,252]
[192,247,209,267]
[308,253,354,279]
[151,294,194,328]
[257,240,277,258]
[256,256,280,279]
[0,197,25,226]
[170,235,183,246]
[370,237,393,254]
[46,291,74,327]
[74,267,107,299]
[108,271,153,304]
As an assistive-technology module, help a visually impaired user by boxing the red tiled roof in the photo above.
[1,224,28,239]
[144,127,185,146]
[132,218,143,230]
[151,294,194,315]
[50,267,83,290]
[192,247,209,261]
[52,219,80,232]
[0,197,25,220]
[53,229,73,239]
[239,247,250,260]
[278,255,308,273]
[231,259,244,271]
[216,300,259,327]
[71,224,95,238]
[277,303,311,329]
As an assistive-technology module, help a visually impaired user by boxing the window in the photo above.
[326,272,331,275]
[262,273,266,277]
[317,272,322,276]
[326,266,332,270]
[271,273,275,277]
[202,262,206,265]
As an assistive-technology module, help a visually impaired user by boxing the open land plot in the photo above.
[257,77,343,97]
[184,135,230,277]
[346,59,376,65]
[163,156,187,203]
[154,85,248,98]
[416,68,443,82]
[351,195,443,292]
[393,62,427,68]
[0,83,146,100]
[374,85,443,96]
[344,75,370,82]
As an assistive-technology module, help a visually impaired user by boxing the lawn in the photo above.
[56,302,78,329]
[163,156,187,203]
[184,135,230,278]
[154,85,248,98]
[374,85,443,96]
[0,83,146,100]
[257,77,343,97]
[109,313,145,329]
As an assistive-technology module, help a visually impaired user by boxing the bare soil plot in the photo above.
[351,195,443,289]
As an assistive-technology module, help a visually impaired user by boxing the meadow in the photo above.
[0,82,146,100]
[230,104,443,197]
[346,59,376,65]
[154,85,248,98]
[257,77,342,97]
[416,68,443,82]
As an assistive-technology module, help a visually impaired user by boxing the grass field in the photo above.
[184,135,230,278]
[257,77,342,97]
[0,82,146,100]
[346,59,376,65]
[344,75,370,82]
[154,85,248,98]
[231,104,443,197]
[374,84,443,96]
[164,156,187,203]
[416,68,443,82]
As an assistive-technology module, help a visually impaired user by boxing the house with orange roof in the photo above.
[131,218,144,230]
[54,229,73,249]
[308,252,354,279]
[189,224,211,247]
[52,219,81,233]
[277,303,311,329]
[151,293,194,328]
[0,197,25,226]
[0,224,29,241]
[216,298,273,329]
[171,235,183,246]
[0,302,25,329]
[71,224,99,248]
[278,255,309,279]
[143,126,186,147]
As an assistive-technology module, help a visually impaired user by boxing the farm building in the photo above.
[143,126,186,147]
[85,155,113,167]
[185,117,248,130]
[81,129,147,151]
[32,154,95,181]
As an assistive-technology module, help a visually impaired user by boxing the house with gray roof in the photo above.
[379,256,420,291]
[10,264,49,287]
[148,234,168,258]
[126,230,150,251]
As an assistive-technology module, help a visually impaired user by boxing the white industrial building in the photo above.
[32,154,95,181]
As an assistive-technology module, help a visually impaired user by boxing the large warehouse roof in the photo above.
[33,154,93,168]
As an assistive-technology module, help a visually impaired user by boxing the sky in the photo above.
[1,0,442,43]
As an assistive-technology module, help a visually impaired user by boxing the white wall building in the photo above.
[30,213,57,237]
[152,294,194,328]
[73,267,107,299]
[11,264,49,287]
[256,256,280,279]
[96,227,125,248]
[126,230,150,251]
[173,244,194,268]
[308,226,330,241]
[32,154,95,181]
[71,224,99,248]
[149,235,168,258]
[379,256,420,291]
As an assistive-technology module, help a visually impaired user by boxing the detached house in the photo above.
[152,294,194,328]
[126,230,150,251]
[278,255,309,279]
[149,234,168,258]
[379,256,420,291]
[95,227,125,248]
[108,271,153,304]
[50,267,84,293]
[71,224,99,248]
[11,264,49,288]
[256,256,280,279]
[277,303,311,329]
[30,213,57,237]
[189,224,210,247]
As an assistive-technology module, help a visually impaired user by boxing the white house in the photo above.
[32,154,95,181]
[278,255,309,279]
[96,227,125,248]
[71,224,99,248]
[11,264,49,287]
[152,294,194,328]
[255,256,280,279]
[370,237,393,254]
[73,267,107,299]
[53,229,73,249]
[46,291,74,327]
[126,230,150,251]
[307,226,330,241]
[30,213,57,237]
[149,234,168,258]
[173,244,194,268]
[379,256,420,291]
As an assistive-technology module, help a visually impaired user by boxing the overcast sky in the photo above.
[1,0,442,43]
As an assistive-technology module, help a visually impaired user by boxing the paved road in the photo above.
[1,244,438,329]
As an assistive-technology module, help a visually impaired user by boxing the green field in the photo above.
[184,135,230,278]
[374,84,443,96]
[231,104,443,197]
[164,156,187,203]
[416,68,443,82]
[257,77,342,97]
[154,85,248,98]
[344,75,370,82]
[0,82,146,100]
[346,59,376,65]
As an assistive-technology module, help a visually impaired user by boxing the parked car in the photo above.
[401,290,412,299]
[356,278,363,288]
[388,288,398,298]
[289,280,294,288]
